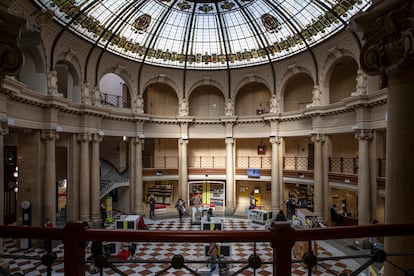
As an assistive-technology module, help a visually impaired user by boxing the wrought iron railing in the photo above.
[1,222,414,276]
[101,93,131,108]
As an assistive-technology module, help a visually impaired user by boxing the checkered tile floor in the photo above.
[2,214,369,275]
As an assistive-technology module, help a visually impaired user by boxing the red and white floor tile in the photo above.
[3,215,366,275]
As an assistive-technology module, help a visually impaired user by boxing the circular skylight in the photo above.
[34,0,371,70]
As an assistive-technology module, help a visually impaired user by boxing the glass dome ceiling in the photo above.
[34,0,371,70]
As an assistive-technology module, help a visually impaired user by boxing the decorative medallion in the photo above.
[261,13,279,32]
[132,14,151,33]
[221,1,234,11]
[177,1,191,10]
[198,3,213,13]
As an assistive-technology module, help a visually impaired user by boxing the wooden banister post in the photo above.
[62,221,89,276]
[270,222,296,276]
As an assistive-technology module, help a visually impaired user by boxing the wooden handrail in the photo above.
[1,222,414,276]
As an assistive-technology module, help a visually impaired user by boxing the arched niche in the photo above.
[19,48,47,95]
[329,57,358,104]
[235,82,271,116]
[143,83,178,116]
[55,60,81,103]
[99,73,131,108]
[283,73,313,112]
[189,85,224,117]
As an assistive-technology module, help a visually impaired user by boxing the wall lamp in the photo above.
[138,133,145,139]
[97,130,105,136]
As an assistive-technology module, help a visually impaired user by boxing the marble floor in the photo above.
[3,214,378,276]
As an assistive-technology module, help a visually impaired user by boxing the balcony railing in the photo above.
[1,222,413,276]
[283,157,314,171]
[329,157,358,174]
[101,93,131,108]
[236,156,272,169]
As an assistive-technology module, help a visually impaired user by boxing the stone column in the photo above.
[129,138,136,213]
[78,133,91,223]
[311,133,325,220]
[269,136,281,213]
[355,1,414,273]
[225,137,235,215]
[133,137,145,215]
[90,133,102,227]
[354,129,373,225]
[41,130,59,226]
[179,138,188,202]
[0,124,9,268]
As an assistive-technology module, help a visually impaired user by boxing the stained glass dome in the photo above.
[34,0,371,70]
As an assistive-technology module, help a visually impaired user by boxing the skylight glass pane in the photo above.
[33,0,372,70]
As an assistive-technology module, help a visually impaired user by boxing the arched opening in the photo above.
[235,82,271,116]
[283,73,313,112]
[143,83,178,116]
[189,85,224,117]
[329,57,358,104]
[99,73,131,108]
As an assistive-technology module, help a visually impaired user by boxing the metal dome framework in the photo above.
[34,0,371,70]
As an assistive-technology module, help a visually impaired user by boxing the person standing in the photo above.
[175,198,186,220]
[149,195,156,219]
[330,204,338,226]
[208,240,219,273]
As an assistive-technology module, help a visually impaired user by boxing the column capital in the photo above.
[0,123,9,136]
[77,133,92,142]
[41,129,59,140]
[310,133,326,143]
[225,137,234,144]
[179,138,188,145]
[131,136,145,145]
[92,133,103,143]
[269,136,281,144]
[353,129,373,140]
[354,1,414,82]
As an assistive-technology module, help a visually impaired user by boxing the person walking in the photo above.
[149,195,156,219]
[330,204,338,226]
[175,198,186,220]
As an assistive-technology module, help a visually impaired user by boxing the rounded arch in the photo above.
[188,85,225,117]
[55,59,81,102]
[20,47,47,95]
[235,82,272,116]
[142,74,180,100]
[99,72,132,108]
[282,72,314,112]
[143,82,179,116]
[233,74,272,99]
[98,65,135,97]
[319,48,359,91]
[55,49,82,85]
[279,66,314,99]
[187,78,225,100]
[326,56,359,104]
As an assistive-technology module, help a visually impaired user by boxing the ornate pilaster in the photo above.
[310,133,326,220]
[47,70,62,97]
[269,136,281,213]
[225,137,235,214]
[355,2,414,272]
[179,138,189,201]
[306,85,321,108]
[81,83,92,105]
[132,137,145,215]
[353,129,373,226]
[90,133,103,227]
[77,133,92,223]
[41,130,59,226]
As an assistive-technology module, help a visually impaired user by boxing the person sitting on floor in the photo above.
[137,215,149,230]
